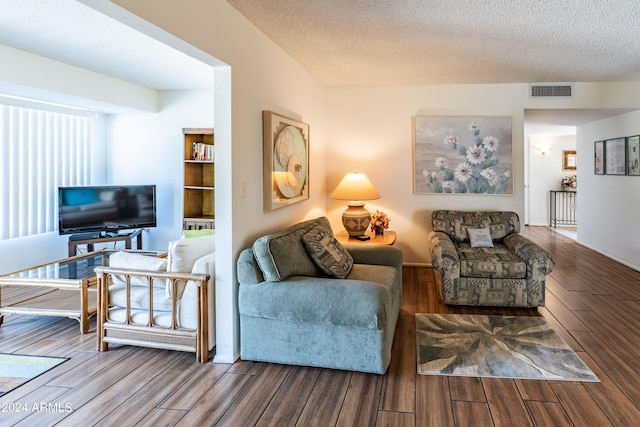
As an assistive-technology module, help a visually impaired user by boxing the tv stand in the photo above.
[68,229,143,257]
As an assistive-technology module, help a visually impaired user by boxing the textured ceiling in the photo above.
[227,0,640,87]
[0,0,636,130]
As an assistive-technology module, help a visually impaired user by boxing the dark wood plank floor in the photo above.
[1,226,640,426]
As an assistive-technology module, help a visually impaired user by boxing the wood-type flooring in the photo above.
[1,226,639,426]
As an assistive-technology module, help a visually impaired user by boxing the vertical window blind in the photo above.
[0,102,92,240]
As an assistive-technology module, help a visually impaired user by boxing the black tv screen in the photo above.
[58,185,157,235]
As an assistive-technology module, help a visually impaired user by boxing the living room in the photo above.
[2,0,640,393]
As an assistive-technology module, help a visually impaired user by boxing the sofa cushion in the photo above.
[252,217,331,281]
[239,264,397,329]
[457,242,527,279]
[108,251,167,288]
[468,228,494,248]
[303,225,353,279]
[432,210,520,242]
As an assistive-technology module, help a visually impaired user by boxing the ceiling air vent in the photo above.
[529,84,573,98]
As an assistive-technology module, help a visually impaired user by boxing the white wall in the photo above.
[108,90,214,250]
[0,36,159,274]
[326,85,525,265]
[113,0,329,362]
[0,44,157,114]
[578,110,640,270]
[326,84,640,265]
[528,135,577,226]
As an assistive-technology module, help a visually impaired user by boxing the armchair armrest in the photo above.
[237,248,265,285]
[94,266,209,329]
[94,266,211,362]
[503,234,555,279]
[343,245,403,269]
[95,267,210,292]
[428,231,460,280]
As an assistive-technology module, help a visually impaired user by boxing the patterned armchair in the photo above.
[428,210,554,307]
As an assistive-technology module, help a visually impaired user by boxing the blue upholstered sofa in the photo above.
[428,210,554,307]
[237,216,403,374]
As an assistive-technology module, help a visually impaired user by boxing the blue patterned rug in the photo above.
[0,353,68,396]
[416,314,599,381]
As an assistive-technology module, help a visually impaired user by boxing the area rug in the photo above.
[0,353,68,396]
[416,313,599,381]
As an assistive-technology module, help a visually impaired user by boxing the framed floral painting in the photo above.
[412,116,513,194]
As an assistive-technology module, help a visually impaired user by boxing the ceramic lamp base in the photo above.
[341,202,371,237]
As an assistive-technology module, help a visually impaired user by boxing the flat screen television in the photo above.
[58,185,157,236]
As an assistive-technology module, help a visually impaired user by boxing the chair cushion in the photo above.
[252,217,331,281]
[168,234,215,273]
[182,229,215,238]
[109,284,173,312]
[302,224,353,279]
[108,251,167,288]
[108,307,179,328]
[166,251,215,300]
[457,242,527,279]
[432,210,520,243]
[239,264,397,329]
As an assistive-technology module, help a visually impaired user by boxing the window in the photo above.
[0,100,93,239]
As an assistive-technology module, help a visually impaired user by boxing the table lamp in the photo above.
[330,172,381,237]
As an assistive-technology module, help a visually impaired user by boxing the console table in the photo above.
[549,190,577,228]
[68,229,142,257]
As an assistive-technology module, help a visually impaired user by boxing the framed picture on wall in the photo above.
[562,150,577,171]
[594,141,605,175]
[412,115,513,194]
[605,137,626,175]
[262,110,310,212]
[627,135,640,176]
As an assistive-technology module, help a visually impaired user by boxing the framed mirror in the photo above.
[562,150,577,171]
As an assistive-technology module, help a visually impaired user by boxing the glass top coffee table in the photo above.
[0,249,165,334]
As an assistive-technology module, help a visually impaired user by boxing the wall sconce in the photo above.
[330,172,380,237]
[534,146,550,155]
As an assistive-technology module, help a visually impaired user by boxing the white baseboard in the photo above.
[576,241,640,273]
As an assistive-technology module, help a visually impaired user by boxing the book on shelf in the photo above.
[191,142,214,161]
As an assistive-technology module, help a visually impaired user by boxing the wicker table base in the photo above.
[0,249,163,334]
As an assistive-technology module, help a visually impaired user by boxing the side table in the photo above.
[335,230,396,246]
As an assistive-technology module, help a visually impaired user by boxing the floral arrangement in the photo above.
[370,210,390,234]
[423,121,510,194]
[560,175,577,190]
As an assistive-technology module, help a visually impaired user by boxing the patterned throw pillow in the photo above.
[467,228,494,248]
[302,225,353,279]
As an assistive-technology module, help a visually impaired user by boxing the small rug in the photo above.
[416,313,599,381]
[0,353,68,396]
